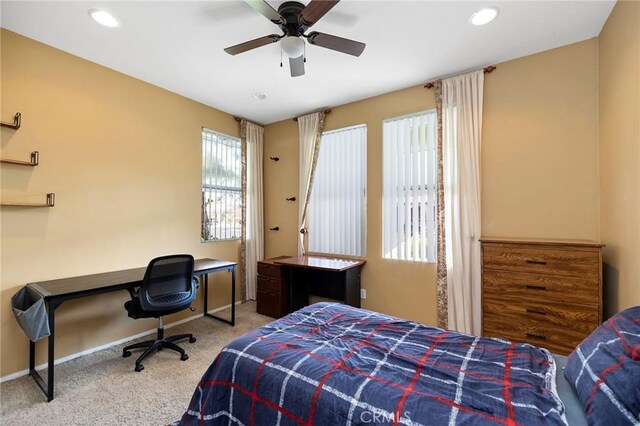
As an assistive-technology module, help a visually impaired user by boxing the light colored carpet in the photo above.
[0,302,272,425]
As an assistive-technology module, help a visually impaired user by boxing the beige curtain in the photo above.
[442,70,484,335]
[434,81,448,330]
[240,120,265,301]
[297,111,326,256]
[245,121,264,300]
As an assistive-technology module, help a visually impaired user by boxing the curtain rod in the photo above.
[424,66,496,89]
[293,109,332,122]
[233,116,264,127]
[234,109,332,123]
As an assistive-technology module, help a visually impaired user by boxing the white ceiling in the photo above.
[1,1,615,125]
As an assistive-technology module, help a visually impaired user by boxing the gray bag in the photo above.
[12,286,50,342]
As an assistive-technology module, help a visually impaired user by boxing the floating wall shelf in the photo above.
[1,193,55,208]
[1,112,21,130]
[1,151,39,166]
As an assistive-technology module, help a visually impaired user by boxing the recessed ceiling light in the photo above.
[469,7,499,26]
[89,9,119,28]
[252,93,267,100]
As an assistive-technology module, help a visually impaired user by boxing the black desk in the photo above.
[26,258,236,402]
[274,256,365,312]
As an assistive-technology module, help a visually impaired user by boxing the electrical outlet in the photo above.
[360,289,366,299]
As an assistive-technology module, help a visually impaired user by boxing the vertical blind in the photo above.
[308,124,367,257]
[383,111,437,262]
[201,128,242,241]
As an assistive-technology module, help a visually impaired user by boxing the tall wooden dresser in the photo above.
[480,237,604,355]
[257,256,290,319]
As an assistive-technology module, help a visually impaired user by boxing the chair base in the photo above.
[122,322,196,372]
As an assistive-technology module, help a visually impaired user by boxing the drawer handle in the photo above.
[526,284,547,291]
[526,308,546,316]
[526,333,546,340]
[526,259,547,265]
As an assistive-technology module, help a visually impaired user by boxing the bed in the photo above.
[175,302,574,425]
[175,303,639,425]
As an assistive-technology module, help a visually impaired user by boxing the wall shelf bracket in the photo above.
[1,151,39,166]
[1,192,55,207]
[1,112,21,130]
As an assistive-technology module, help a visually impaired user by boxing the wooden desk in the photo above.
[274,256,365,312]
[26,258,236,402]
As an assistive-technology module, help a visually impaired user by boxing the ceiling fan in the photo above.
[224,0,366,77]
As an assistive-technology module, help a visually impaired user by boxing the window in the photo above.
[201,128,242,241]
[382,111,437,262]
[308,124,367,257]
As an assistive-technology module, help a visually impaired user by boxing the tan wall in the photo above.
[483,39,600,239]
[0,30,241,377]
[264,39,601,326]
[598,0,640,316]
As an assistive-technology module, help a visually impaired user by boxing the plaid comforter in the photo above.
[176,303,566,425]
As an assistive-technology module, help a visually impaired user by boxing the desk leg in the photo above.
[47,304,55,401]
[231,267,236,326]
[29,340,35,373]
[29,299,58,402]
[204,267,235,326]
[203,274,209,314]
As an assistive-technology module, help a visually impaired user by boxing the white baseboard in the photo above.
[0,301,242,383]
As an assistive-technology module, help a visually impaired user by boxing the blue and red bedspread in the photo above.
[176,302,566,425]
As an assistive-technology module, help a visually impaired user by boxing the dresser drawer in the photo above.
[257,262,282,279]
[483,314,590,355]
[258,275,282,294]
[482,244,600,277]
[483,326,578,355]
[483,269,599,306]
[483,297,599,334]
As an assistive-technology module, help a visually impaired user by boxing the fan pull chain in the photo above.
[280,50,283,68]
[304,43,307,63]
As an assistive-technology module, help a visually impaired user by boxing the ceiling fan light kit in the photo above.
[225,0,365,77]
[280,36,305,58]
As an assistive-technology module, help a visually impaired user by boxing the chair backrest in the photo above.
[140,254,197,312]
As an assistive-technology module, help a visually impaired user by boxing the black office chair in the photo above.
[122,254,198,372]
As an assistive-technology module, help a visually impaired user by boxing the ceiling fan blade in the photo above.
[300,0,340,27]
[289,55,305,77]
[224,34,281,55]
[243,0,283,24]
[307,32,365,57]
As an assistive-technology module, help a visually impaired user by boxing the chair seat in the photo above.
[124,293,192,319]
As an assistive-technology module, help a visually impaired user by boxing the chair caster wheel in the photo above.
[123,351,131,358]
[181,354,189,361]
[189,337,196,343]
[135,364,144,372]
